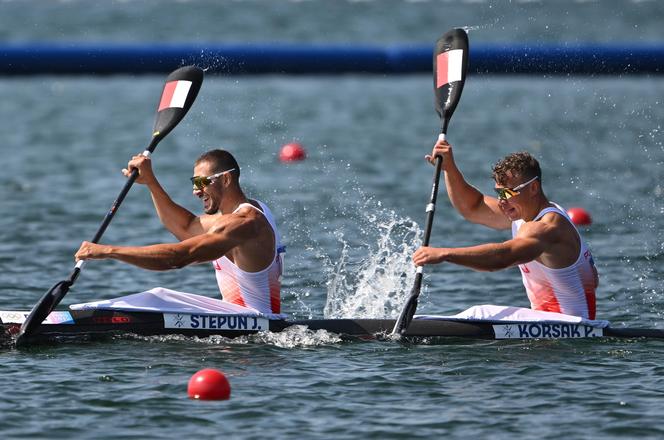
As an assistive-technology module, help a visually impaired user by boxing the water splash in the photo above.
[251,325,342,348]
[460,25,483,34]
[178,50,234,75]
[119,325,342,348]
[323,201,421,319]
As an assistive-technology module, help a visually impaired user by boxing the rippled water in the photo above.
[2,1,664,439]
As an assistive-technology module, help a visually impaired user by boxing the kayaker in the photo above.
[412,140,599,319]
[75,149,284,314]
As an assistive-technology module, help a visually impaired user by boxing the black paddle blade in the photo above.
[392,294,419,336]
[15,280,72,346]
[151,65,204,146]
[433,28,469,133]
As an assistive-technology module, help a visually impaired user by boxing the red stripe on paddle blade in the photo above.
[158,80,192,111]
[436,49,463,88]
[158,81,177,111]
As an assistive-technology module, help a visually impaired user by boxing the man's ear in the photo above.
[530,179,541,195]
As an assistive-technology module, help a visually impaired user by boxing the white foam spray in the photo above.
[323,200,422,319]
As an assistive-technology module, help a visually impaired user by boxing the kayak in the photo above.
[3,290,663,344]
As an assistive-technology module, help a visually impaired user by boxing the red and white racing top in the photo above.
[512,203,597,319]
[212,200,284,314]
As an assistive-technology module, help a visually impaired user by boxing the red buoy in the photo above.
[567,207,592,226]
[187,369,231,400]
[279,142,306,162]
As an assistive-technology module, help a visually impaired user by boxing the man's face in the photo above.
[494,171,532,221]
[192,161,222,215]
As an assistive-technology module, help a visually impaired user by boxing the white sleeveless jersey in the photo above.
[212,200,284,314]
[511,203,597,319]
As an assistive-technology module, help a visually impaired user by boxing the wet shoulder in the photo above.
[538,211,580,244]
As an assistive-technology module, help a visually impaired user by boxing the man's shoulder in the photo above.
[519,211,578,248]
[233,204,264,221]
[539,210,576,232]
[517,215,563,239]
[211,207,269,234]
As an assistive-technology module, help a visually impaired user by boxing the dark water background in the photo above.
[1,1,663,439]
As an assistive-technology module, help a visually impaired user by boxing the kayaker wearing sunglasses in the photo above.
[75,149,284,315]
[412,139,599,319]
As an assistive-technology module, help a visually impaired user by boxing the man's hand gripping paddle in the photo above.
[15,66,204,347]
[392,29,469,336]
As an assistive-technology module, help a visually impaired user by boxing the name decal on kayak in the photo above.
[493,323,603,339]
[163,313,267,331]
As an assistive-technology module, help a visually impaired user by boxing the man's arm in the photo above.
[428,140,510,230]
[125,155,204,240]
[75,212,257,270]
[413,221,555,271]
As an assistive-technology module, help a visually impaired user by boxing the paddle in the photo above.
[15,65,204,346]
[392,29,469,336]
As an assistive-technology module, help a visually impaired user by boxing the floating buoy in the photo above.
[279,142,306,162]
[187,368,231,400]
[567,207,592,226]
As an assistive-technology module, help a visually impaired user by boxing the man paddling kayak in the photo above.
[413,140,599,319]
[75,149,284,314]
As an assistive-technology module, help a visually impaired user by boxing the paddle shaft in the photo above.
[40,141,156,301]
[69,142,158,283]
[392,131,446,335]
[412,132,445,282]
